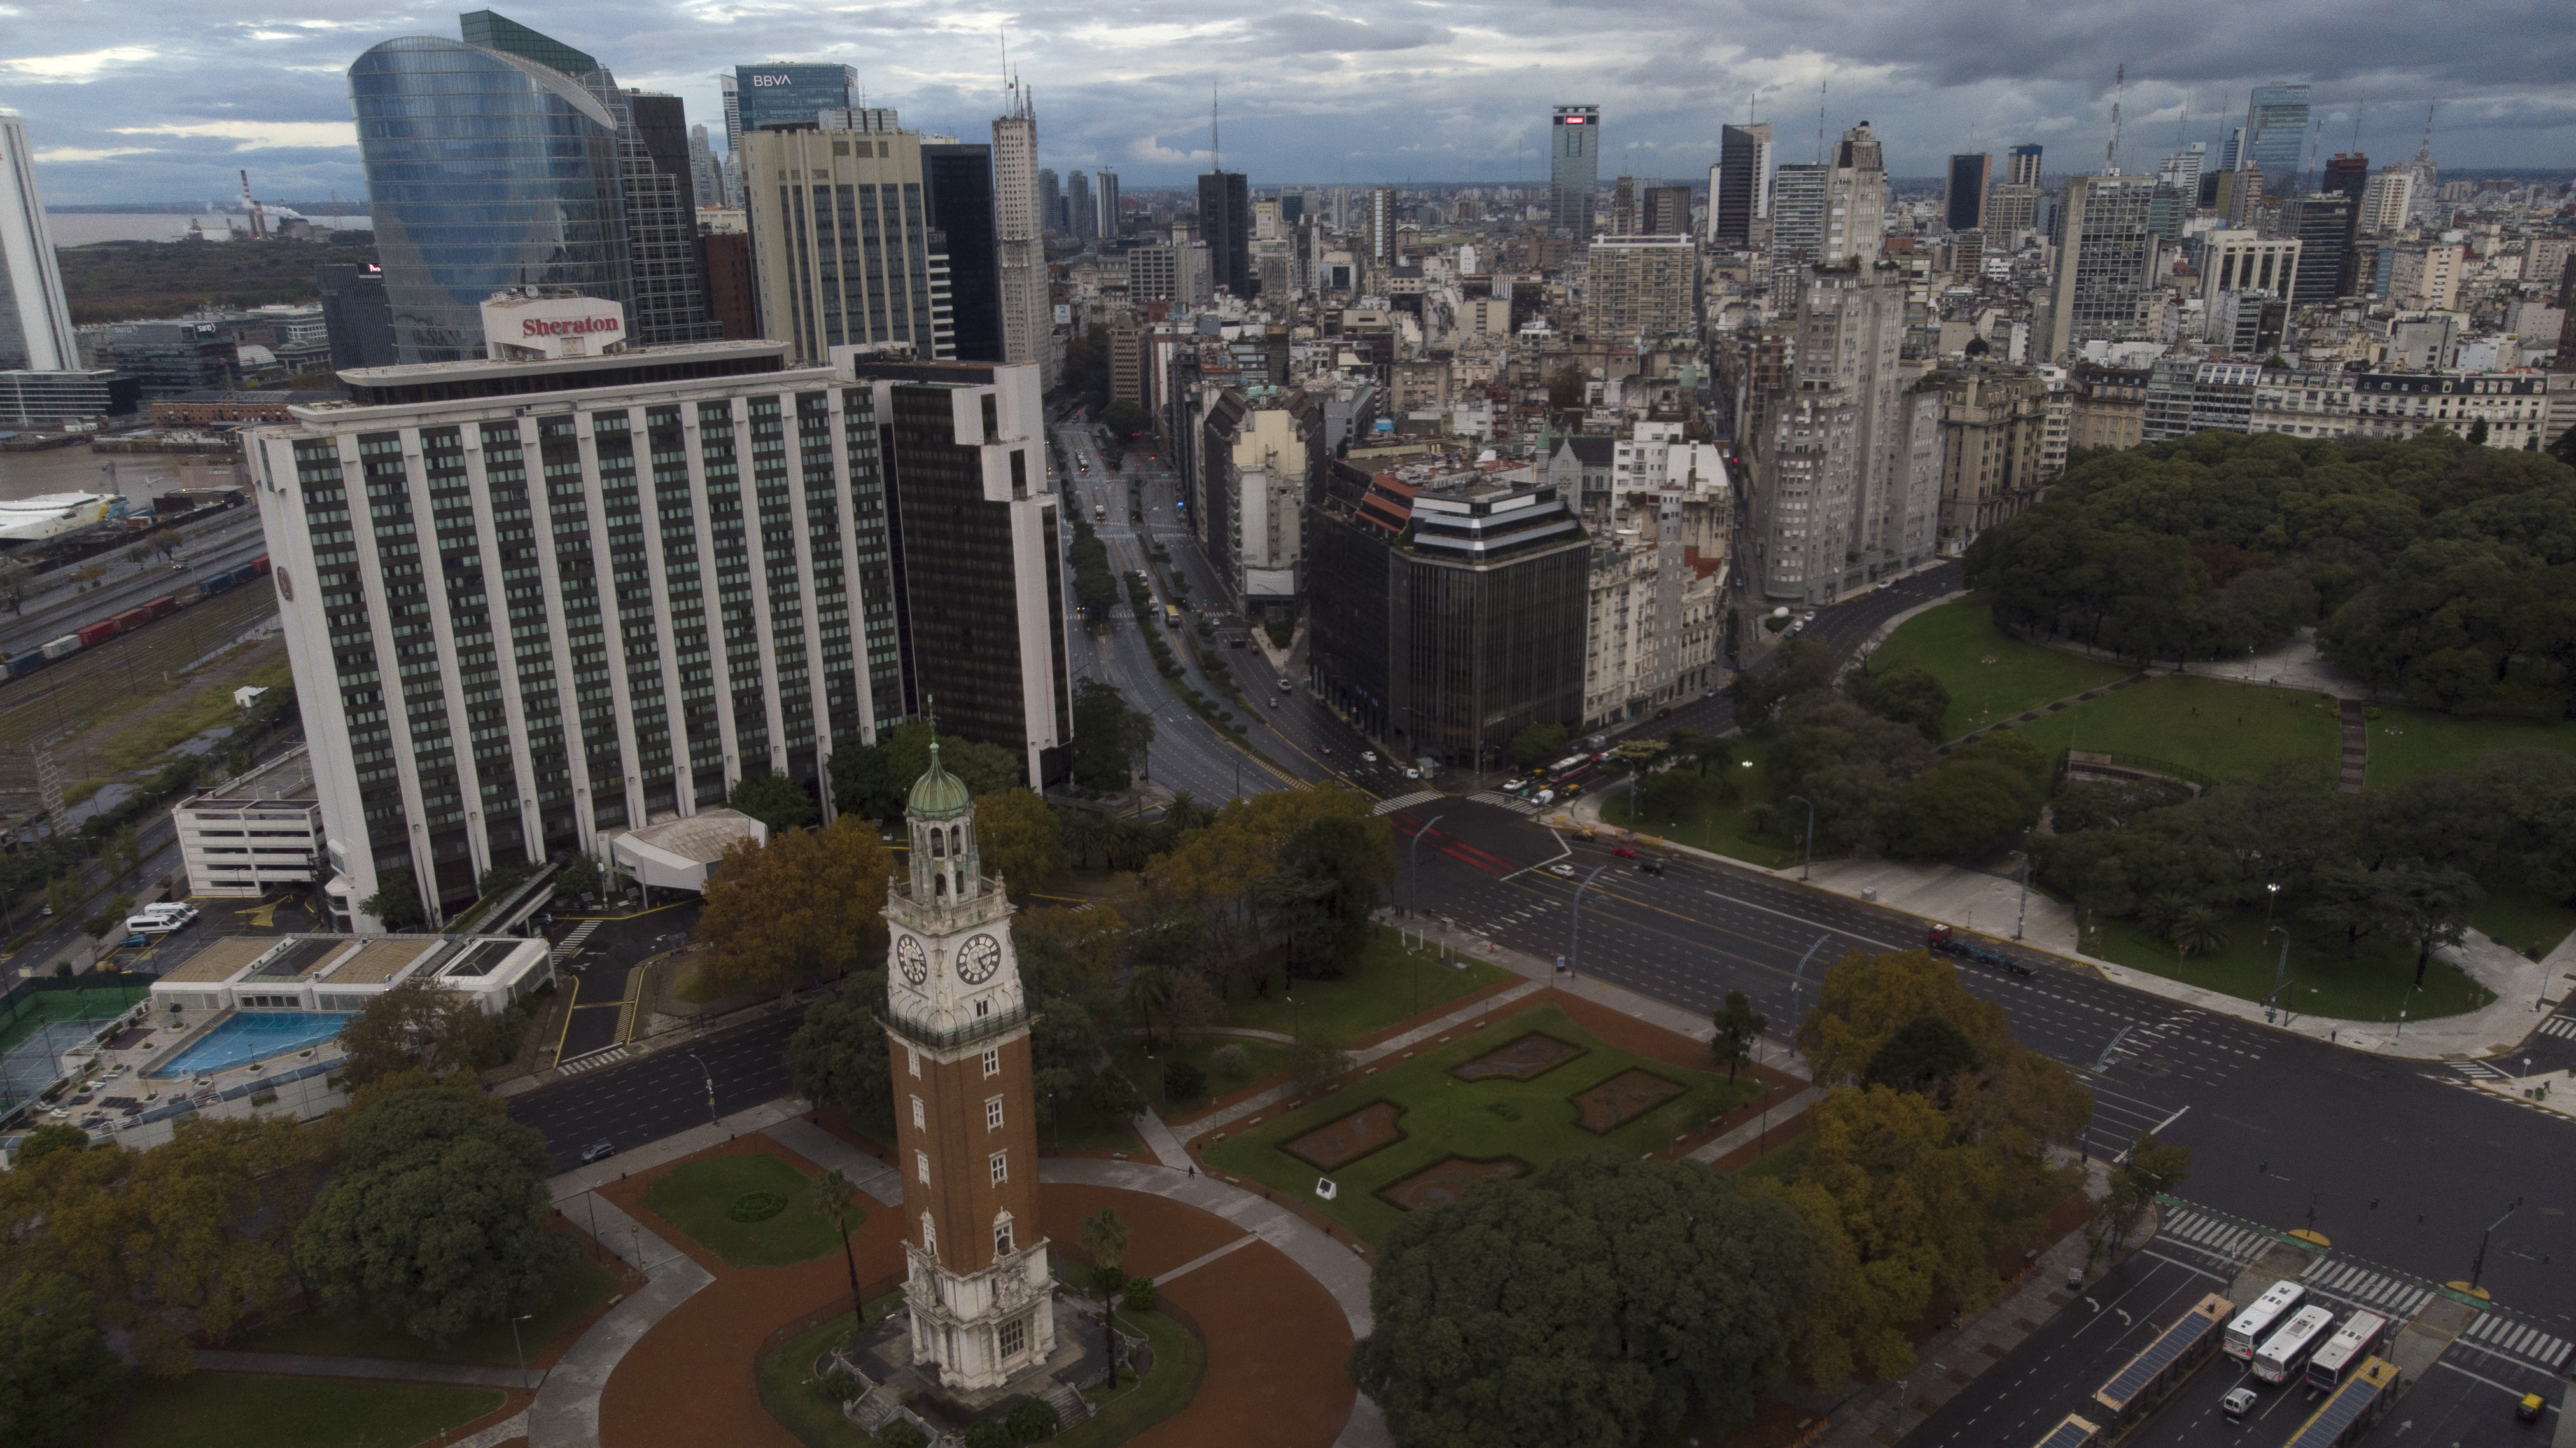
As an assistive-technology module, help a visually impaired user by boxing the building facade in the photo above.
[174,745,323,898]
[991,87,1055,389]
[1198,171,1253,296]
[1551,106,1601,240]
[1945,153,1992,233]
[2041,174,2158,361]
[0,113,79,373]
[742,122,952,365]
[1756,262,1926,602]
[733,63,858,134]
[1585,235,1695,345]
[1709,122,1772,249]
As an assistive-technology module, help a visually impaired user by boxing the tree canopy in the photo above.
[726,770,818,833]
[972,788,1068,897]
[0,1272,125,1448]
[1966,429,2576,710]
[1351,1156,1818,1448]
[296,1085,570,1343]
[696,815,893,989]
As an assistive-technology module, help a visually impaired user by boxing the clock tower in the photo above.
[882,736,1055,1389]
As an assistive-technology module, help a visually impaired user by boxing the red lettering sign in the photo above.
[520,316,620,337]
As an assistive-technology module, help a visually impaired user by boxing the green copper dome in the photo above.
[906,742,973,821]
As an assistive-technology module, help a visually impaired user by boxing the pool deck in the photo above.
[146,1010,349,1078]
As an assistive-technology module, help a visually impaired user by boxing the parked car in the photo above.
[581,1139,617,1164]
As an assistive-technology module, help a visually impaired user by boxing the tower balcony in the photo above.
[879,999,1034,1052]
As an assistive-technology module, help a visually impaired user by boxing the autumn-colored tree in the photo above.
[1793,949,2016,1087]
[696,814,892,989]
[973,789,1068,898]
[336,979,507,1088]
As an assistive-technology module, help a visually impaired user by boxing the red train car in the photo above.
[141,595,180,621]
[110,607,151,633]
[76,620,117,646]
[250,556,272,575]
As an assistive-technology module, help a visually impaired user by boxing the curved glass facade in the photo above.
[351,37,633,363]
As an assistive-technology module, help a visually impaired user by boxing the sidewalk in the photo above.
[1563,789,2565,1062]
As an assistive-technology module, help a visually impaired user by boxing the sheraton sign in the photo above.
[480,289,629,361]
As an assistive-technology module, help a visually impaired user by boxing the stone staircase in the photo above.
[848,1384,906,1435]
[1038,1379,1093,1429]
[2337,699,2367,794]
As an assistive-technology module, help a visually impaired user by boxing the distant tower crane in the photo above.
[239,170,267,240]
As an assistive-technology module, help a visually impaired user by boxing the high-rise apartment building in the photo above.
[0,112,81,373]
[2006,143,2043,188]
[2040,174,2158,361]
[1198,171,1252,296]
[1037,169,1060,236]
[1987,185,2041,239]
[1709,123,1772,248]
[1364,186,1397,266]
[2358,167,2414,237]
[734,63,858,133]
[991,88,1049,388]
[1823,124,1888,265]
[923,143,1000,363]
[720,71,741,153]
[1585,235,1695,344]
[1768,164,1828,277]
[1551,106,1602,240]
[2159,142,2207,201]
[1754,262,1924,604]
[1945,153,1991,232]
[1095,171,1119,239]
[350,36,633,363]
[249,315,1070,926]
[2243,83,2313,195]
[1067,171,1095,241]
[688,123,725,211]
[742,121,951,364]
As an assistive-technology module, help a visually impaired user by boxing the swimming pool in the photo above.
[151,1010,350,1078]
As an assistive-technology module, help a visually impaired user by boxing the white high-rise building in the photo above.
[1756,263,1921,604]
[2358,168,2416,237]
[0,112,81,373]
[1822,122,1887,267]
[992,83,1057,388]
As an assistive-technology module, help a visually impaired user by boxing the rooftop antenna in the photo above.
[1212,80,1221,174]
[1817,78,1827,164]
[2351,95,2364,151]
[2414,100,2437,164]
[2105,63,2124,174]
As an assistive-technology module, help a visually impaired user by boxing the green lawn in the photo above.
[1871,598,2131,741]
[2362,703,2576,789]
[640,1152,841,1267]
[1040,1096,1154,1155]
[2082,910,2496,1022]
[2467,886,2576,963]
[101,1374,503,1448]
[1598,735,1811,869]
[2001,674,2344,785]
[1202,1004,1762,1243]
[1227,926,1514,1043]
[1053,1309,1205,1448]
[757,1310,878,1448]
[1112,1034,1293,1115]
[229,1241,620,1365]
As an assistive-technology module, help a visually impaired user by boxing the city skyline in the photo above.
[3,0,2569,204]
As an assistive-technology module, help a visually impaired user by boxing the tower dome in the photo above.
[907,739,973,821]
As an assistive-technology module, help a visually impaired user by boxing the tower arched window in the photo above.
[949,825,962,855]
[920,1211,939,1258]
[993,1211,1014,1257]
[935,874,947,897]
[930,830,946,858]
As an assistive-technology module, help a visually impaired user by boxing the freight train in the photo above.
[3,556,271,680]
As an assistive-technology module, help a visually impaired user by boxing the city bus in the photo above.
[2252,1304,2338,1385]
[1164,604,1181,629]
[2225,1280,2307,1360]
[2304,1311,2389,1393]
[1539,753,1597,788]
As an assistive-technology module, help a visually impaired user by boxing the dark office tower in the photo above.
[606,91,720,344]
[1068,170,1095,240]
[1641,184,1691,235]
[350,36,631,363]
[1198,170,1252,295]
[316,262,396,370]
[2323,152,2369,203]
[923,143,1001,362]
[1945,153,1992,232]
[1038,169,1061,236]
[1551,105,1601,240]
[1278,190,1304,226]
[2005,143,2043,188]
[733,64,858,132]
[1095,170,1120,239]
[2284,192,2356,304]
[458,8,594,74]
[1709,122,1771,247]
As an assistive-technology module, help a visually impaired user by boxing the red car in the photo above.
[1611,846,1638,860]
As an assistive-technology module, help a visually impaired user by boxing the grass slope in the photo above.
[1999,674,2344,784]
[1870,599,2131,741]
[2362,704,2576,789]
[2083,910,2496,1021]
[1202,1003,1760,1243]
[640,1152,840,1267]
[100,1374,500,1448]
[228,1241,619,1365]
[1225,926,1514,1043]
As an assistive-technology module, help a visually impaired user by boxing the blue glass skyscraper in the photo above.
[350,36,632,362]
[2244,83,2313,195]
[733,64,858,133]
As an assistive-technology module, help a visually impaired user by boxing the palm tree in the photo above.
[2168,905,2230,958]
[1080,1207,1130,1384]
[813,1169,867,1320]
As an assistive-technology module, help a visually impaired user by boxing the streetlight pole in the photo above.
[2468,1197,2523,1293]
[1568,863,1609,980]
[510,1312,535,1390]
[2014,834,2031,940]
[1407,814,1448,950]
[1787,795,1816,881]
[687,1051,718,1129]
[1788,933,1831,1057]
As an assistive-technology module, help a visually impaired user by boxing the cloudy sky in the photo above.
[6,1,2571,206]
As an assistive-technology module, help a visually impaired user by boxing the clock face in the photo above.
[956,933,1002,985]
[896,935,927,985]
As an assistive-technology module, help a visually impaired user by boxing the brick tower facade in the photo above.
[883,739,1054,1389]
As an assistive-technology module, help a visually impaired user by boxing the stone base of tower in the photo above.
[901,1239,1058,1393]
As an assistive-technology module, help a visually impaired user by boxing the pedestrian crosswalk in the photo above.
[2298,1254,2437,1319]
[2462,1307,2576,1371]
[2159,1205,2280,1267]
[556,1044,629,1075]
[557,920,602,954]
[2451,1058,2512,1082]
[2538,1013,2576,1040]
[1469,791,1542,815]
[1370,790,1444,816]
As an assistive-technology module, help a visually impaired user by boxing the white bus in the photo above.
[2253,1304,2337,1384]
[2304,1311,2388,1392]
[2226,1281,2307,1360]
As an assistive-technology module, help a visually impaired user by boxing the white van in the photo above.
[125,914,185,936]
[143,902,199,926]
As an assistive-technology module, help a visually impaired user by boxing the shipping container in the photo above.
[39,635,81,660]
[249,555,272,575]
[174,585,202,609]
[141,595,179,620]
[200,571,236,598]
[76,620,118,646]
[111,607,152,632]
[229,562,260,587]
[6,651,48,678]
